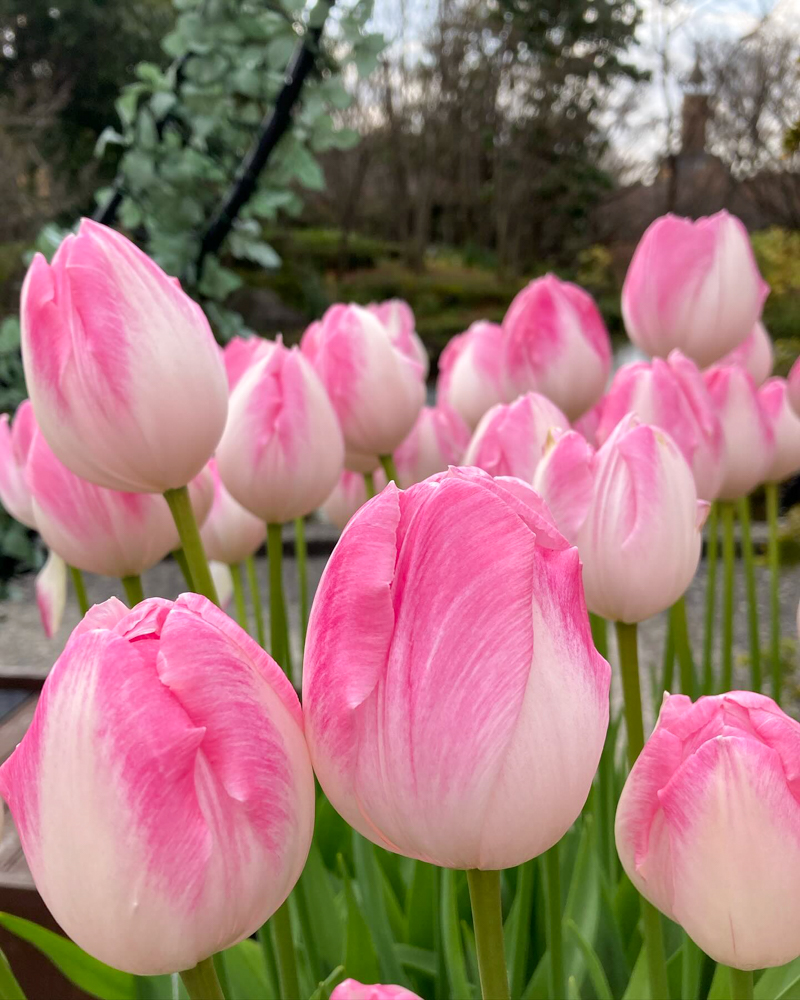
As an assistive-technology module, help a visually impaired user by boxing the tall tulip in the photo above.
[716,320,773,386]
[616,691,800,971]
[436,321,508,430]
[0,594,315,976]
[331,982,423,1000]
[622,211,768,367]
[222,336,274,392]
[503,275,612,421]
[393,404,470,487]
[788,356,800,417]
[301,304,424,464]
[199,460,266,566]
[35,549,67,641]
[20,219,228,494]
[319,469,387,531]
[367,299,429,376]
[303,466,610,871]
[0,399,36,528]
[760,377,800,484]
[464,392,569,483]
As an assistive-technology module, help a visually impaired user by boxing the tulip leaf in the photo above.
[0,913,137,1000]
[756,958,800,1000]
[440,869,473,999]
[393,944,437,977]
[352,834,408,986]
[339,855,381,985]
[0,947,26,1000]
[308,964,345,1000]
[563,818,601,988]
[565,919,613,1000]
[297,842,344,971]
[219,939,272,1000]
[621,946,649,1000]
[504,860,536,998]
[707,962,733,1000]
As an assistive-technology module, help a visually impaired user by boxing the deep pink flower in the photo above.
[436,321,509,430]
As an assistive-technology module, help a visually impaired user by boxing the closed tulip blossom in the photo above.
[216,340,344,524]
[616,691,800,970]
[303,466,611,870]
[436,321,509,430]
[573,398,605,448]
[0,399,36,528]
[759,378,800,484]
[20,219,228,493]
[319,469,387,531]
[393,404,471,487]
[331,981,423,1000]
[535,416,707,622]
[222,336,273,392]
[622,211,768,368]
[464,392,569,483]
[596,351,724,501]
[704,365,775,500]
[301,304,425,462]
[788,356,800,417]
[716,320,773,386]
[0,594,314,975]
[503,275,612,421]
[199,460,265,565]
[35,549,67,641]
[367,299,429,377]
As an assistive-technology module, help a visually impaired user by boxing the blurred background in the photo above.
[1,0,799,583]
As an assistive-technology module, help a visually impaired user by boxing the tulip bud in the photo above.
[596,350,724,501]
[216,340,344,524]
[465,392,569,483]
[704,365,775,500]
[301,304,425,459]
[532,429,596,542]
[367,299,429,377]
[394,404,471,487]
[573,399,604,448]
[199,460,266,565]
[331,981,423,1000]
[759,378,800,484]
[716,320,773,386]
[503,274,612,421]
[35,549,67,640]
[616,691,800,970]
[222,336,274,392]
[303,467,610,870]
[319,469,387,531]
[0,400,37,528]
[622,211,768,367]
[436,321,508,430]
[20,220,228,493]
[788,357,800,417]
[0,594,315,974]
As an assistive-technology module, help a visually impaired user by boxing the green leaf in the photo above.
[394,944,436,977]
[352,835,408,986]
[563,819,600,987]
[707,962,733,1000]
[116,85,146,127]
[621,946,649,1000]
[95,127,127,157]
[0,913,136,1000]
[756,959,800,1000]
[228,233,281,269]
[505,861,536,999]
[0,946,26,1000]
[308,965,345,1000]
[565,919,613,1000]
[340,856,381,984]
[219,939,271,1000]
[296,841,344,972]
[266,34,297,68]
[197,257,244,300]
[150,92,176,120]
[440,869,472,1000]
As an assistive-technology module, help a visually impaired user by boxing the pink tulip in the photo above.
[367,299,429,377]
[35,550,67,640]
[596,351,724,501]
[222,336,274,391]
[216,340,344,524]
[616,691,800,969]
[435,321,508,430]
[716,320,773,386]
[319,469,387,531]
[759,378,800,483]
[301,304,425,459]
[572,399,604,448]
[535,416,707,622]
[0,594,314,975]
[199,460,266,565]
[788,356,800,418]
[704,365,775,500]
[622,212,768,367]
[464,392,569,483]
[20,219,228,493]
[0,400,37,528]
[303,466,610,869]
[331,981,423,1000]
[504,274,612,421]
[393,404,471,487]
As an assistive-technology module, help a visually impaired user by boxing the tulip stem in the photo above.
[737,496,761,692]
[466,869,510,1000]
[670,596,695,699]
[270,902,300,1000]
[615,620,671,1000]
[121,575,144,607]
[766,481,782,703]
[728,967,754,1000]
[180,956,226,1000]
[245,555,265,647]
[164,486,220,606]
[295,517,308,652]
[702,502,719,694]
[541,845,564,1000]
[363,471,376,500]
[589,612,608,659]
[267,523,288,671]
[230,563,249,632]
[379,453,399,484]
[721,503,736,692]
[68,565,89,616]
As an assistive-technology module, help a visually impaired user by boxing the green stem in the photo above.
[466,869,510,1000]
[702,502,719,694]
[230,563,249,632]
[615,620,671,1000]
[670,596,695,699]
[179,956,225,1000]
[68,565,89,616]
[245,555,266,648]
[542,846,564,1000]
[121,575,145,607]
[270,901,300,1000]
[267,523,287,669]
[379,453,399,484]
[728,967,754,1000]
[766,481,782,703]
[212,954,231,1000]
[363,471,376,500]
[721,502,736,692]
[172,548,192,588]
[163,486,219,605]
[737,496,761,692]
[295,517,308,653]
[589,612,608,659]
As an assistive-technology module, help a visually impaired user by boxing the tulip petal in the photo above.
[35,550,67,639]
